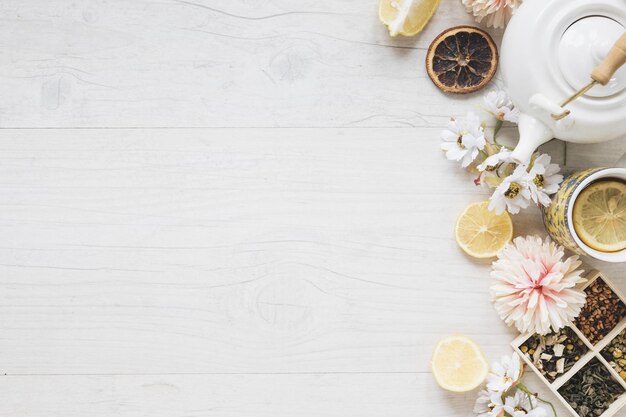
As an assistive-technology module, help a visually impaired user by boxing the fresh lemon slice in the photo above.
[431,335,489,392]
[573,180,626,252]
[379,0,442,37]
[454,201,513,258]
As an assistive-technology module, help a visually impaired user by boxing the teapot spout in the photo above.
[510,113,554,165]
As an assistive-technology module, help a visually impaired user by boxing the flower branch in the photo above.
[475,353,555,417]
[441,89,564,215]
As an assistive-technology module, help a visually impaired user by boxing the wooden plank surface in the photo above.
[1,0,625,416]
[0,0,499,128]
[0,128,570,417]
[0,128,557,374]
[0,373,573,417]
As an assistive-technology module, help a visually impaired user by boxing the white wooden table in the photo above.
[1,1,624,416]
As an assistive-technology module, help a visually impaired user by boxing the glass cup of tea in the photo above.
[542,157,626,262]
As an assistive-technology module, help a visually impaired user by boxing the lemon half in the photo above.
[454,201,513,258]
[573,180,626,252]
[379,0,442,37]
[431,335,489,392]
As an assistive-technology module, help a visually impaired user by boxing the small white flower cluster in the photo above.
[474,353,548,417]
[441,90,563,215]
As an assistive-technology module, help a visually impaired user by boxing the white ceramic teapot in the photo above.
[501,0,626,164]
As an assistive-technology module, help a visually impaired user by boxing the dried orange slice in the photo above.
[426,26,498,94]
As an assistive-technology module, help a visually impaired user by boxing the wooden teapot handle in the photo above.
[592,32,626,85]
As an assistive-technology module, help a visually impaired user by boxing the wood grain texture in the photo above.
[0,0,501,128]
[1,0,624,416]
[0,373,570,417]
[566,140,626,169]
[0,128,555,374]
[0,127,567,416]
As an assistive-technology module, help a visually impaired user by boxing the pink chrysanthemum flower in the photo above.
[490,236,586,335]
[462,0,523,29]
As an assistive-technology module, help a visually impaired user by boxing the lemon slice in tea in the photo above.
[573,180,626,252]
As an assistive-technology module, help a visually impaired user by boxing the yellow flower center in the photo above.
[505,183,521,199]
[533,174,545,188]
[456,135,465,149]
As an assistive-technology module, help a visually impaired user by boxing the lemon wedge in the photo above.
[379,0,442,37]
[454,201,513,258]
[573,180,626,252]
[431,335,489,392]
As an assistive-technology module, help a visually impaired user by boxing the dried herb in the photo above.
[559,359,624,417]
[575,279,626,345]
[602,328,626,381]
[520,327,587,382]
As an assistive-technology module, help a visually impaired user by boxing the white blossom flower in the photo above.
[517,391,539,411]
[441,112,487,168]
[504,391,547,417]
[483,90,520,123]
[490,235,587,335]
[477,149,512,188]
[504,392,527,417]
[488,164,532,214]
[474,389,505,417]
[478,168,501,189]
[478,149,512,172]
[487,352,523,393]
[527,154,563,207]
[525,407,547,417]
[462,0,523,29]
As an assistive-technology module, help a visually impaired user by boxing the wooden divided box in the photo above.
[512,271,626,417]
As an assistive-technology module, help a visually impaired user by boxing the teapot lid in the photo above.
[558,16,626,97]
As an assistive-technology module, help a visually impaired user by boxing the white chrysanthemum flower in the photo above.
[487,352,523,393]
[478,149,512,172]
[478,167,500,189]
[526,406,547,417]
[527,154,563,207]
[462,0,523,29]
[441,112,487,168]
[488,164,532,214]
[504,390,546,417]
[483,90,520,123]
[490,235,587,335]
[477,149,512,188]
[474,389,505,417]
